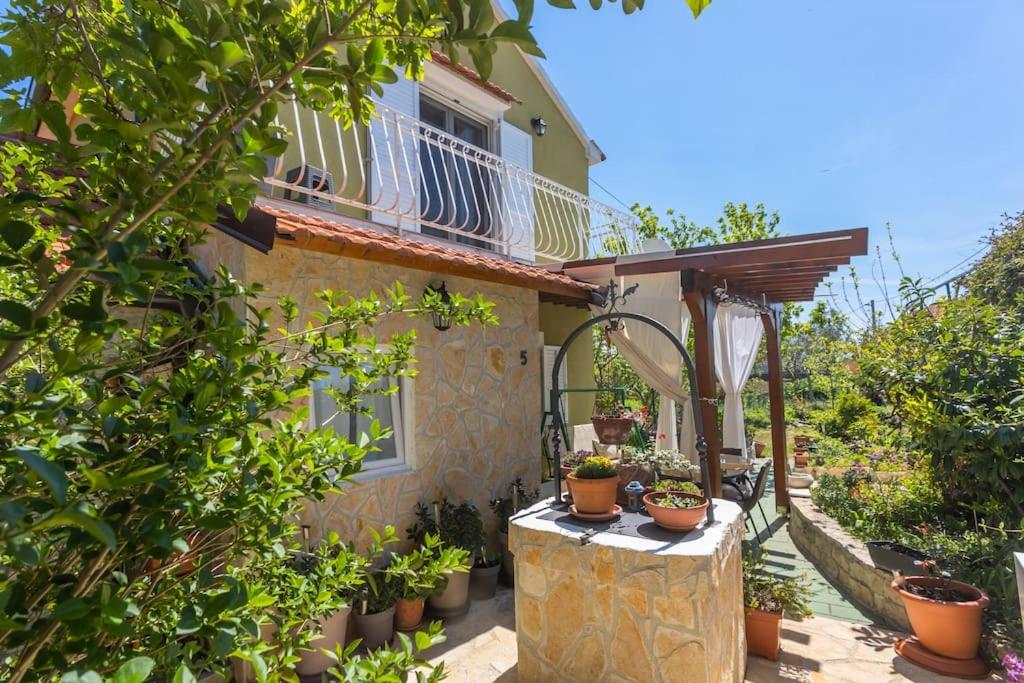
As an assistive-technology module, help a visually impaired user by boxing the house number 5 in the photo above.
[520,350,528,366]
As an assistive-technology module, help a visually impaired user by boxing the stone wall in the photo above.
[231,241,542,547]
[789,498,910,631]
[510,500,747,683]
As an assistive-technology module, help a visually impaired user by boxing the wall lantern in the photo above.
[530,116,547,137]
[426,281,452,332]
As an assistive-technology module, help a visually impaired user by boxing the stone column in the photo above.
[510,499,746,682]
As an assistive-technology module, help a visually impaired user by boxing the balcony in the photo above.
[263,100,640,263]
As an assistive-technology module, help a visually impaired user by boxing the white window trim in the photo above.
[309,351,416,481]
[421,60,512,121]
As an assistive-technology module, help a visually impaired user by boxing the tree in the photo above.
[963,211,1024,309]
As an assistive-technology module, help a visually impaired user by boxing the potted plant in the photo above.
[590,404,636,445]
[793,448,809,468]
[642,482,709,532]
[469,546,502,600]
[407,498,482,618]
[560,449,592,502]
[892,562,990,661]
[568,456,620,515]
[490,478,539,582]
[743,552,813,661]
[388,533,470,631]
[616,446,658,504]
[353,527,403,651]
[794,434,814,448]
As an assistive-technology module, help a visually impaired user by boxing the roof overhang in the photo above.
[550,227,869,303]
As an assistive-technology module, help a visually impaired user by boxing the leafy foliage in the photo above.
[962,212,1024,309]
[407,499,485,555]
[742,552,812,618]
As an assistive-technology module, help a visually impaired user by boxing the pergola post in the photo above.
[682,272,721,498]
[761,304,788,509]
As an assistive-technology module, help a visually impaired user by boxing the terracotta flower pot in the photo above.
[567,473,618,514]
[892,577,990,659]
[395,597,425,631]
[559,465,574,502]
[591,416,635,445]
[295,607,351,675]
[793,449,809,468]
[745,607,782,661]
[794,435,813,448]
[614,462,655,505]
[354,605,396,651]
[754,441,766,458]
[642,492,709,532]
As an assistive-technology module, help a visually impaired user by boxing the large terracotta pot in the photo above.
[642,492,709,532]
[745,607,782,661]
[559,465,574,502]
[295,607,351,675]
[754,441,766,458]
[427,570,470,618]
[395,597,425,631]
[591,416,634,445]
[793,449,809,468]
[892,577,989,659]
[354,605,396,651]
[567,474,618,514]
[614,463,655,505]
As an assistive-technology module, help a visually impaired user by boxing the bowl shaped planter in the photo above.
[745,607,782,661]
[427,570,471,618]
[591,416,634,445]
[295,607,351,675]
[892,577,990,659]
[567,473,619,515]
[470,560,501,600]
[642,492,709,532]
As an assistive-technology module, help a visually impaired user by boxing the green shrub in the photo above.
[743,552,813,618]
[813,391,879,442]
[573,456,617,479]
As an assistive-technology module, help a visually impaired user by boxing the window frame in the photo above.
[308,354,416,480]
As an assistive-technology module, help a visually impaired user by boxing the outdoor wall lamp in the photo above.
[530,116,547,136]
[425,281,452,332]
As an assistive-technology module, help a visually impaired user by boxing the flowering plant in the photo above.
[563,449,595,468]
[1003,653,1023,683]
[621,447,690,472]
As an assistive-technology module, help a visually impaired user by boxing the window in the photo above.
[310,367,413,477]
[418,95,494,250]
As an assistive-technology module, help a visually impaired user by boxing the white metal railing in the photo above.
[264,101,640,262]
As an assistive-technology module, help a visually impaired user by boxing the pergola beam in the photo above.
[682,277,721,498]
[761,306,789,509]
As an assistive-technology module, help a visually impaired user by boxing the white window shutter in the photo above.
[499,121,535,263]
[542,344,567,417]
[370,78,419,230]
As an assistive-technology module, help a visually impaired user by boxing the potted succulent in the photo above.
[560,449,592,502]
[490,478,539,582]
[643,481,709,532]
[388,533,470,631]
[590,404,636,445]
[469,547,502,600]
[407,499,482,618]
[568,456,620,515]
[892,561,990,661]
[743,552,813,661]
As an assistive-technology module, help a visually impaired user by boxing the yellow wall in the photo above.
[539,302,595,431]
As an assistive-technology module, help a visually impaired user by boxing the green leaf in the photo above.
[51,597,90,621]
[686,0,712,18]
[213,41,246,69]
[490,21,545,58]
[57,507,117,550]
[1,220,34,250]
[111,657,155,683]
[112,464,170,488]
[16,446,68,503]
[0,299,33,329]
[547,0,576,7]
[172,664,198,683]
[62,288,108,323]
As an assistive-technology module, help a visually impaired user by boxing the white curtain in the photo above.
[588,266,692,455]
[714,304,764,461]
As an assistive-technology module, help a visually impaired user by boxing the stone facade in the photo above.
[199,232,543,547]
[789,498,911,631]
[510,500,747,683]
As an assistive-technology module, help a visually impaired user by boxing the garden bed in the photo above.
[788,498,911,631]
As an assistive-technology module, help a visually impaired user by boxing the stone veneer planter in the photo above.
[510,498,746,683]
[788,498,910,631]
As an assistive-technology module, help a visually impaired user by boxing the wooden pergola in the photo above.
[547,227,869,508]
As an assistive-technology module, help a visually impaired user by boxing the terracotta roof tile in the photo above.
[260,204,598,301]
[429,50,522,105]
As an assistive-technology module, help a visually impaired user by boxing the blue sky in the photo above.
[515,0,1024,325]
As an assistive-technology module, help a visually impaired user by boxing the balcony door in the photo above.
[418,96,493,250]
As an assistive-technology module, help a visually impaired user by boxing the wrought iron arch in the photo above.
[549,310,715,524]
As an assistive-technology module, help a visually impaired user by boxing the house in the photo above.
[194,31,640,543]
